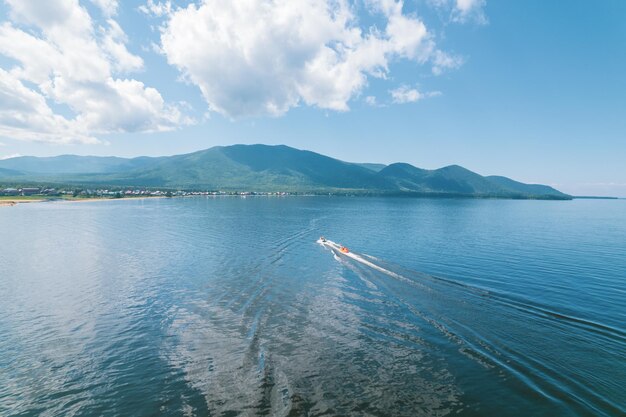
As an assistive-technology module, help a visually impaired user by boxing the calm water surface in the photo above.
[1,197,625,416]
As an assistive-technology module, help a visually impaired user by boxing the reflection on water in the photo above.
[1,197,625,416]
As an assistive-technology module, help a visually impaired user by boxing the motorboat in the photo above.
[318,237,349,254]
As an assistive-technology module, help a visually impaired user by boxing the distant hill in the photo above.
[376,164,566,198]
[352,163,387,172]
[0,167,24,177]
[0,144,571,199]
[485,176,564,198]
[0,155,161,174]
[95,145,390,191]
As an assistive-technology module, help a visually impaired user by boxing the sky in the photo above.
[0,0,624,196]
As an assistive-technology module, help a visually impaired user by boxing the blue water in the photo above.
[1,197,624,416]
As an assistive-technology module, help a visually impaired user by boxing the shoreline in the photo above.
[58,196,167,204]
[0,199,44,206]
[0,194,296,206]
[3,193,621,207]
[0,196,165,206]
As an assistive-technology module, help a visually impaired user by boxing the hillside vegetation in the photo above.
[0,144,570,199]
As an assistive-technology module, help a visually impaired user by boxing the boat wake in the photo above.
[316,237,626,417]
[318,238,409,283]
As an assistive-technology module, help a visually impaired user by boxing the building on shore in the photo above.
[1,188,19,196]
[20,188,40,196]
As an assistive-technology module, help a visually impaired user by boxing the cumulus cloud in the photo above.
[0,0,185,144]
[158,0,462,118]
[100,19,144,73]
[390,85,441,103]
[91,0,119,17]
[138,0,173,17]
[0,68,98,144]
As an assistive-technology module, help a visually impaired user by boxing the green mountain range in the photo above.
[0,144,570,199]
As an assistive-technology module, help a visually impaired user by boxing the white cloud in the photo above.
[428,0,487,25]
[390,85,441,103]
[452,0,487,24]
[91,0,119,17]
[365,96,378,106]
[432,50,464,75]
[0,0,186,144]
[100,19,144,73]
[138,0,172,18]
[455,0,482,14]
[0,68,98,144]
[159,0,460,118]
[0,153,22,160]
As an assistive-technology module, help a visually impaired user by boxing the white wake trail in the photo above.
[318,239,409,283]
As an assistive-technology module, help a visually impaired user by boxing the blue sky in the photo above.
[0,0,624,196]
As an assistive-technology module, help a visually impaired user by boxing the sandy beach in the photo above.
[0,199,43,206]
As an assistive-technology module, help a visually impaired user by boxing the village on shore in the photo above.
[0,186,292,199]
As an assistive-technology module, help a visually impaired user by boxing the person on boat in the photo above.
[340,246,349,253]
[320,236,327,242]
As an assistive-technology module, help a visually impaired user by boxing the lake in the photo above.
[1,197,624,416]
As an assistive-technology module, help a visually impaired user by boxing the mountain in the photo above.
[0,144,571,199]
[0,167,24,177]
[353,163,387,172]
[485,176,564,197]
[0,155,161,174]
[376,164,566,198]
[377,163,428,191]
[96,145,390,191]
